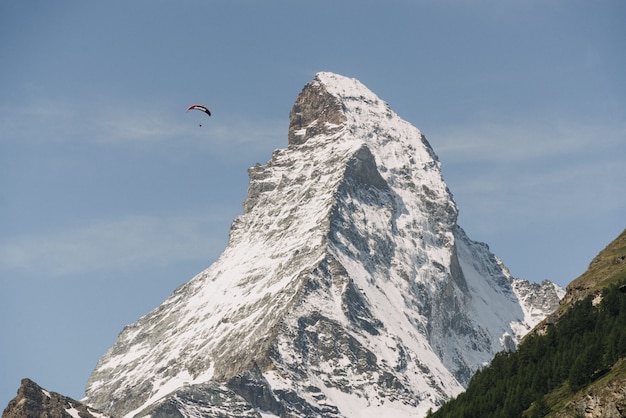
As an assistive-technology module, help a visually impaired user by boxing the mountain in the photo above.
[2,378,109,418]
[427,228,626,418]
[80,72,562,418]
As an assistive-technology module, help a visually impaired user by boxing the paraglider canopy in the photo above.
[186,104,211,116]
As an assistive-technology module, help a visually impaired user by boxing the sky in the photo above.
[1,0,624,408]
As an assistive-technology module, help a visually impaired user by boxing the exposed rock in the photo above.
[133,383,261,418]
[2,378,108,418]
[554,376,626,418]
[288,76,346,146]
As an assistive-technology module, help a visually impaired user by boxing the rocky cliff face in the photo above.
[554,375,626,418]
[83,72,562,418]
[2,378,108,418]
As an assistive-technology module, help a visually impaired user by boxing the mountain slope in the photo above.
[84,72,562,418]
[428,228,626,418]
[559,228,626,306]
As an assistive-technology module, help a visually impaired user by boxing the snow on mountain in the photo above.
[84,72,562,418]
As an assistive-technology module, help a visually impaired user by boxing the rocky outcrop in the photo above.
[288,76,346,146]
[554,375,626,418]
[2,378,108,418]
[133,382,262,418]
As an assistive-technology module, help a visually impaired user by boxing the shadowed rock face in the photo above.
[288,77,347,146]
[2,378,108,418]
[81,72,562,418]
[133,382,262,418]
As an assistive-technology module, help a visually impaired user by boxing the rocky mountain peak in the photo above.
[288,73,347,146]
[83,72,562,418]
[2,378,108,418]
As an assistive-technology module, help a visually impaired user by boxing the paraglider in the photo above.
[186,104,211,126]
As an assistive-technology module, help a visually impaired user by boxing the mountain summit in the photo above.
[84,72,562,417]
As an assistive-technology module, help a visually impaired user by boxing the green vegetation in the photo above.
[428,229,626,418]
[428,282,626,418]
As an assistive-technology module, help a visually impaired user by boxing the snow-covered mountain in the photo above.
[84,72,563,418]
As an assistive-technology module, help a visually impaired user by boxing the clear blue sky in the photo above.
[1,0,624,407]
